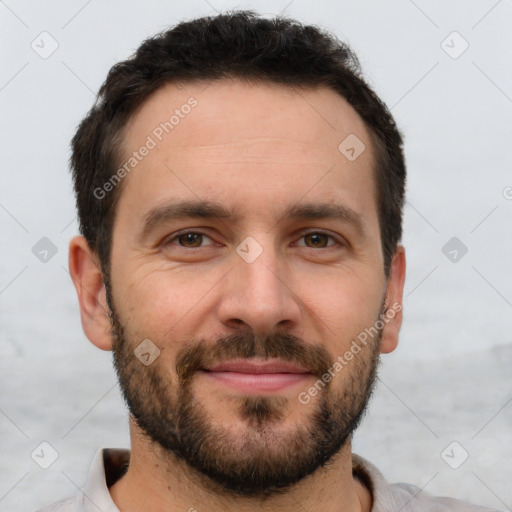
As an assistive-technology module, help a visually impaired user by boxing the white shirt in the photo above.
[37,448,502,511]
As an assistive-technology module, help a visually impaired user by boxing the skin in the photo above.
[69,79,406,512]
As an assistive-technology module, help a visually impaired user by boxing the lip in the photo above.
[205,359,310,374]
[201,359,312,393]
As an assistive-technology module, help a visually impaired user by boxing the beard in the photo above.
[108,292,384,498]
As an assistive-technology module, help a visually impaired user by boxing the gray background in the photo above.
[1,0,511,510]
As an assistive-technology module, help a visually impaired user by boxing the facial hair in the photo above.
[109,294,384,498]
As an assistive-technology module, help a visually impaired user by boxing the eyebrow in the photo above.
[140,199,367,238]
[281,202,366,234]
[141,200,237,237]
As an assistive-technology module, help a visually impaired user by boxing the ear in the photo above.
[380,244,406,354]
[68,235,113,351]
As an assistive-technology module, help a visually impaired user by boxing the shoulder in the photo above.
[352,454,503,512]
[34,448,127,512]
[35,496,78,512]
[387,481,502,511]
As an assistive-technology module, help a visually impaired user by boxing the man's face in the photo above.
[107,79,391,496]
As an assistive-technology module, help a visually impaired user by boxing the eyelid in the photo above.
[162,228,345,249]
[294,229,344,248]
[164,229,216,247]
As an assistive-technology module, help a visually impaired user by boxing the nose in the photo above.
[216,242,302,336]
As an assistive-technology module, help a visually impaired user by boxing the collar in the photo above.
[81,449,389,511]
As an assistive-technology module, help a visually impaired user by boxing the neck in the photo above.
[109,420,372,512]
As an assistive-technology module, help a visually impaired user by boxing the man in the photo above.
[40,10,501,512]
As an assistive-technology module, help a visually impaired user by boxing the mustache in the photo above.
[175,332,333,384]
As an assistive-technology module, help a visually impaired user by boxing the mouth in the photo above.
[200,358,313,394]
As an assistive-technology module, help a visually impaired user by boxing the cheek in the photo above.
[299,266,382,325]
[116,266,222,346]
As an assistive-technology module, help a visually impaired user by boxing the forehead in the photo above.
[123,78,373,154]
[116,79,378,231]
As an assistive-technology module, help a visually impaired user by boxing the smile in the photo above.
[200,359,312,393]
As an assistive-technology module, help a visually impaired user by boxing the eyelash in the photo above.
[164,230,343,249]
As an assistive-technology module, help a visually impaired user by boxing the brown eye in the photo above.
[176,232,206,248]
[302,232,332,248]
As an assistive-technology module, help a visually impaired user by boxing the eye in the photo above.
[296,231,340,248]
[167,231,215,248]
